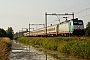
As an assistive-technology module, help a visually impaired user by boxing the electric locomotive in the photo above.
[58,18,84,36]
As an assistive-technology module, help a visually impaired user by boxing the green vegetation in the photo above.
[0,38,12,60]
[0,28,7,37]
[0,27,14,40]
[85,22,90,36]
[17,37,90,59]
[6,27,14,40]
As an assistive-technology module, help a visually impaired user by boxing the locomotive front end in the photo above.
[73,19,85,36]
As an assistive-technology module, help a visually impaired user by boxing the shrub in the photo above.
[17,37,90,59]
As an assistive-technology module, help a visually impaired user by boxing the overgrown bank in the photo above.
[16,37,90,60]
[0,38,12,60]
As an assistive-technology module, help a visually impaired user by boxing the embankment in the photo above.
[16,37,90,60]
[0,37,12,60]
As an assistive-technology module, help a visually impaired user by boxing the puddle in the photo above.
[10,41,56,60]
[12,50,24,52]
[10,40,78,60]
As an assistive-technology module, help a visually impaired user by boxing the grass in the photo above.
[16,37,90,60]
[0,37,12,60]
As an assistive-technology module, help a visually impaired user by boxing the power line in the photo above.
[75,7,90,14]
[60,0,90,13]
[48,1,90,25]
[79,14,90,18]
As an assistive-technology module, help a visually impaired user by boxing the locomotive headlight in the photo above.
[77,26,80,29]
[78,26,80,27]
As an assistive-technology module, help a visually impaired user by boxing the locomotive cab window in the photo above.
[78,22,83,25]
[73,21,83,25]
[73,21,78,25]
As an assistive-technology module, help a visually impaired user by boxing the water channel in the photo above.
[10,40,78,60]
[10,40,56,60]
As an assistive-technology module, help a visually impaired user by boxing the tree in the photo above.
[85,22,90,36]
[0,28,7,37]
[6,27,14,40]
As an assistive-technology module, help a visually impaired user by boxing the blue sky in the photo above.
[0,0,90,32]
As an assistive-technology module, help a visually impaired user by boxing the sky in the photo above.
[0,0,90,33]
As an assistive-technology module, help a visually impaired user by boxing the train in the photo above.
[23,18,85,37]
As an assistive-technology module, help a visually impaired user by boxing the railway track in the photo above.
[25,36,90,40]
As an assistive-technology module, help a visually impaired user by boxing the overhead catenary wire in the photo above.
[60,0,90,16]
[75,7,90,14]
[79,14,90,18]
[47,0,90,25]
[60,0,90,13]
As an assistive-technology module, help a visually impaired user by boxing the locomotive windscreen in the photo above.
[73,20,83,25]
[78,22,83,25]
